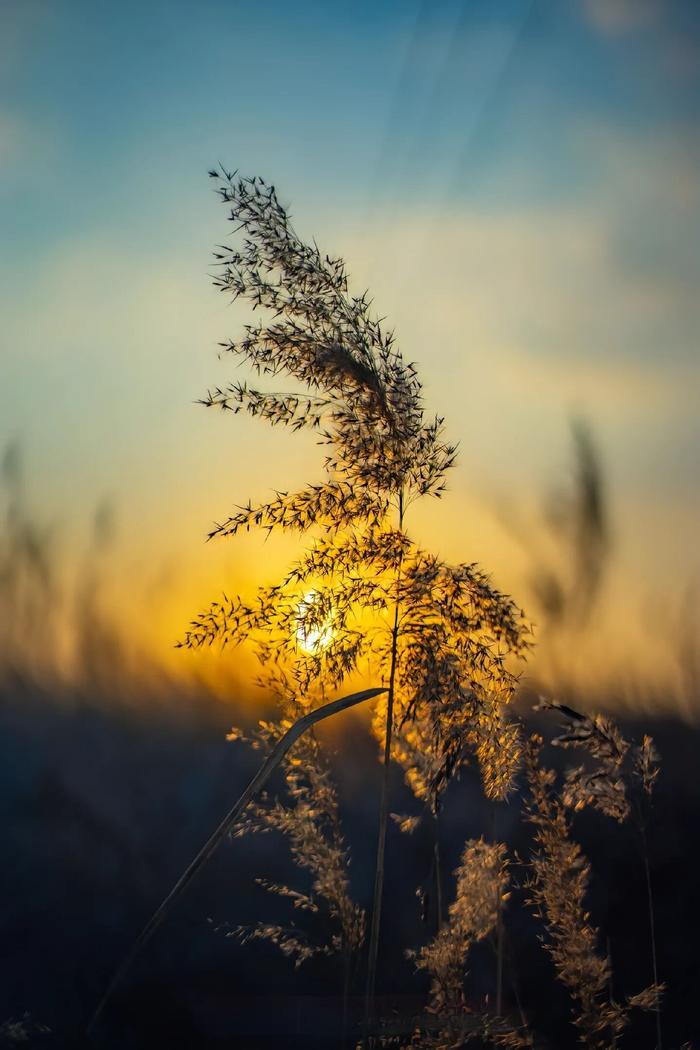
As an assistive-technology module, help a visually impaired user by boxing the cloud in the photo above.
[581,0,663,35]
[580,0,700,84]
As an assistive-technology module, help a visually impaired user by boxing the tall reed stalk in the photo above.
[433,809,444,930]
[365,489,404,1029]
[181,171,530,1038]
[635,788,662,1050]
[642,837,662,1050]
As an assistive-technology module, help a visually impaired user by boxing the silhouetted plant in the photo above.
[180,170,530,1027]
[406,839,531,1049]
[224,678,365,1023]
[524,732,662,1050]
[0,442,58,680]
[0,443,131,691]
[394,705,665,1050]
[536,699,663,1049]
[530,419,609,632]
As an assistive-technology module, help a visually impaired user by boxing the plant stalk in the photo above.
[364,489,404,1040]
[433,810,443,930]
[492,805,503,1016]
[641,824,662,1050]
[342,950,350,1049]
[634,794,662,1050]
[496,902,504,1016]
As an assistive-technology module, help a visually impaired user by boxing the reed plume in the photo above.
[401,839,531,1049]
[181,169,531,1028]
[536,698,664,1046]
[225,679,365,985]
[524,734,661,1049]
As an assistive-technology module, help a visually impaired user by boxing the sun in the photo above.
[295,590,334,655]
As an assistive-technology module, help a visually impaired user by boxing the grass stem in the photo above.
[364,489,404,1042]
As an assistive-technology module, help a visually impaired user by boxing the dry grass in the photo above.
[132,173,682,1048]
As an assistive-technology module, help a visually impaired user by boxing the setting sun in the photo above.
[295,590,334,655]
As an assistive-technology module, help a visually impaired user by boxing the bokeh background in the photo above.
[1,0,699,1046]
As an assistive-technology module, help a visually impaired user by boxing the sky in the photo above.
[1,0,699,704]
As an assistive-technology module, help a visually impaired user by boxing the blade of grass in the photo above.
[87,686,387,1039]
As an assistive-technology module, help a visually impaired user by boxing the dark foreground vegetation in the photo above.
[1,677,698,1048]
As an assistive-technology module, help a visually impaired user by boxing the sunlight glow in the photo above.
[295,590,334,655]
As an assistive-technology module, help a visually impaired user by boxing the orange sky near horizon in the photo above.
[1,0,698,715]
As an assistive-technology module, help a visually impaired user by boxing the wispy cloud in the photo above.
[581,0,663,35]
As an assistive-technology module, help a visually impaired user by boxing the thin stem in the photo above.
[364,489,405,1040]
[633,793,662,1050]
[508,954,528,1033]
[341,949,350,1049]
[500,922,530,1035]
[433,809,443,930]
[496,904,504,1017]
[641,822,662,1050]
[492,806,503,1016]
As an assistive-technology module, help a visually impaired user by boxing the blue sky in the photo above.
[4,0,699,235]
[1,0,699,692]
